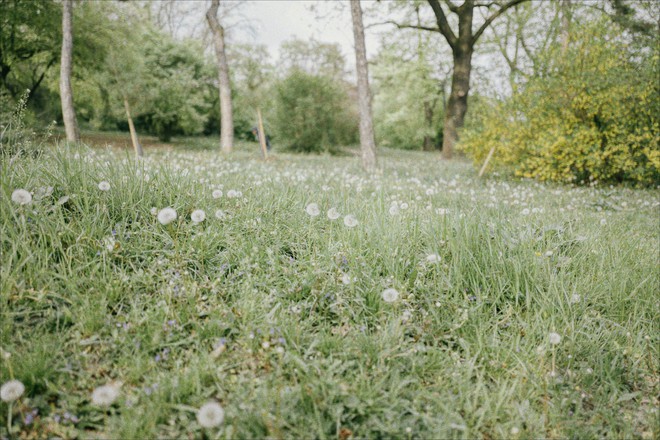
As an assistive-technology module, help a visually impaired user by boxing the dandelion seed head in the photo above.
[98,181,111,191]
[306,203,320,217]
[549,332,561,345]
[91,384,120,407]
[150,207,158,216]
[157,207,177,225]
[191,209,206,223]
[11,189,32,205]
[212,189,223,199]
[1,379,25,402]
[327,207,340,220]
[215,209,226,219]
[196,401,224,428]
[343,214,358,228]
[382,288,399,303]
[425,254,441,263]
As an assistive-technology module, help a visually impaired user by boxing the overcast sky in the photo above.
[229,1,381,72]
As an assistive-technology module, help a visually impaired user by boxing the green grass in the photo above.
[1,142,658,439]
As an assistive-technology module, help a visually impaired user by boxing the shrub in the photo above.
[273,70,357,153]
[460,20,659,185]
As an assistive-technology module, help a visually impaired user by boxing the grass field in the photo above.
[1,141,658,439]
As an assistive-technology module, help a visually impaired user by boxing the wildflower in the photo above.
[425,254,441,263]
[196,401,224,428]
[215,209,226,219]
[548,332,561,345]
[341,273,351,285]
[91,383,120,407]
[382,288,399,303]
[1,379,25,402]
[11,189,32,205]
[343,214,358,228]
[306,203,320,217]
[327,207,340,220]
[157,207,177,225]
[212,189,223,199]
[262,341,270,349]
[150,207,158,216]
[388,204,400,216]
[521,208,530,216]
[600,218,607,226]
[191,209,206,223]
[570,294,581,303]
[226,189,239,198]
[98,181,111,191]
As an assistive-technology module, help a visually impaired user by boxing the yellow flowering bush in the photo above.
[461,21,659,185]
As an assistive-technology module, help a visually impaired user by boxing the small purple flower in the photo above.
[277,337,286,345]
[54,414,62,423]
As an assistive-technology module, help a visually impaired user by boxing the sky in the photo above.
[231,1,381,73]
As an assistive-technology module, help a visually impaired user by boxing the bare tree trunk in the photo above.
[123,97,143,157]
[60,0,79,143]
[350,0,377,171]
[206,0,233,153]
[442,49,472,160]
[423,101,435,151]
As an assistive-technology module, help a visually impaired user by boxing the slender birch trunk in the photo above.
[60,0,79,143]
[350,0,377,171]
[206,0,234,153]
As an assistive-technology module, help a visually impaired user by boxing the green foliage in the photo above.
[372,33,448,150]
[273,70,358,153]
[461,19,660,185]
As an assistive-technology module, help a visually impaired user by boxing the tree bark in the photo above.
[442,49,472,160]
[206,0,233,153]
[423,100,435,151]
[350,0,377,171]
[60,0,79,143]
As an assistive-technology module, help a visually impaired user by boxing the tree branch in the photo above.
[428,0,457,49]
[375,20,440,33]
[472,0,529,44]
[443,0,460,13]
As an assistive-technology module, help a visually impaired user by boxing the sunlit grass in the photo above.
[1,142,658,438]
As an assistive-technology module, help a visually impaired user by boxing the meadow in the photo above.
[1,141,658,439]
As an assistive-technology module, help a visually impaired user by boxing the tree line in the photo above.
[1,0,657,184]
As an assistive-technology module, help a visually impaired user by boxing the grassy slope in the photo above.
[1,143,658,439]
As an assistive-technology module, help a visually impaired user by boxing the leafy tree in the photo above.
[273,70,358,153]
[279,38,347,80]
[372,28,449,150]
[386,0,529,159]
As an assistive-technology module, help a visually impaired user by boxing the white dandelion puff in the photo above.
[196,401,225,428]
[226,190,239,198]
[425,254,441,264]
[548,332,561,345]
[98,181,111,191]
[215,209,226,219]
[191,209,206,223]
[306,203,320,217]
[343,214,358,228]
[388,205,400,216]
[1,380,25,402]
[150,207,158,216]
[341,273,351,285]
[521,208,530,216]
[11,189,32,205]
[157,207,177,225]
[327,207,340,220]
[212,189,223,199]
[382,288,399,303]
[91,383,120,407]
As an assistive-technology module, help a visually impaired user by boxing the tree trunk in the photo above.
[60,0,79,143]
[442,49,472,160]
[206,0,233,153]
[350,0,377,171]
[423,100,435,151]
[123,97,143,157]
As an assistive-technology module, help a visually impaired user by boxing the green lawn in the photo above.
[1,142,658,439]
